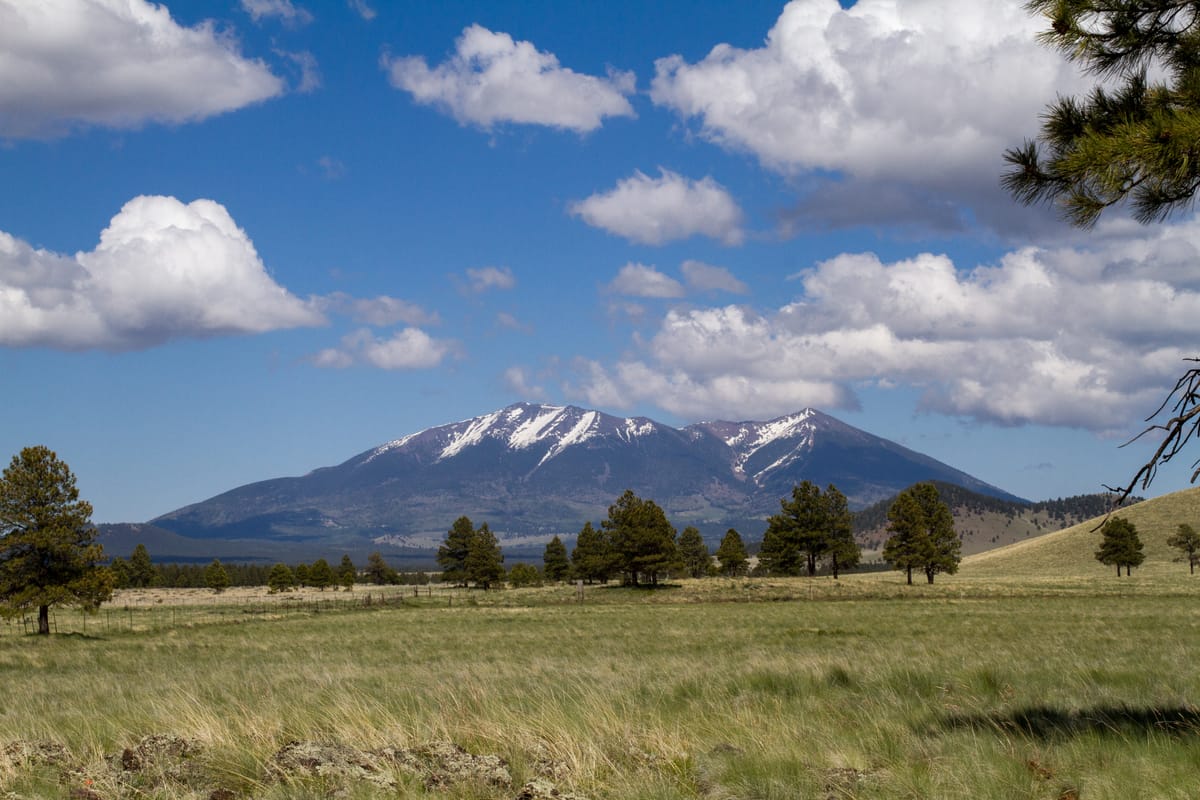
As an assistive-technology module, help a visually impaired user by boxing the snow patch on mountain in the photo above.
[361,432,419,465]
[509,405,568,449]
[539,410,599,466]
[723,410,817,480]
[621,418,656,441]
[440,409,505,460]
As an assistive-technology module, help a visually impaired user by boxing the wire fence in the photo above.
[0,583,468,637]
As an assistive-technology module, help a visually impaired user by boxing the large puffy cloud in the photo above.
[385,24,635,132]
[649,0,1086,233]
[0,0,284,138]
[571,169,745,245]
[0,196,322,349]
[570,217,1200,431]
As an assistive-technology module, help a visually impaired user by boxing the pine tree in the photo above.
[883,482,959,584]
[465,522,504,590]
[913,483,960,584]
[571,521,613,584]
[437,516,476,586]
[338,554,356,589]
[365,551,399,585]
[602,490,680,586]
[0,446,113,634]
[1096,516,1146,576]
[677,526,710,578]
[129,543,156,588]
[1168,523,1200,574]
[294,563,310,587]
[205,559,230,593]
[715,528,748,577]
[882,490,926,585]
[267,563,294,593]
[309,558,334,591]
[824,485,860,580]
[1005,0,1200,502]
[542,535,570,582]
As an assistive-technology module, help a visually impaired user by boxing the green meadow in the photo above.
[4,490,1200,799]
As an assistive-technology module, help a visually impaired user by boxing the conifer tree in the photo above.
[129,543,156,588]
[437,515,476,586]
[294,563,310,587]
[883,482,959,584]
[508,563,542,588]
[677,526,711,578]
[267,563,294,593]
[602,489,680,586]
[365,551,399,585]
[205,559,230,593]
[309,558,334,591]
[0,446,112,634]
[571,521,613,584]
[1096,516,1146,576]
[715,528,749,577]
[882,491,926,585]
[338,554,356,589]
[1168,523,1200,574]
[542,535,570,582]
[1006,0,1200,502]
[824,485,860,580]
[465,522,504,590]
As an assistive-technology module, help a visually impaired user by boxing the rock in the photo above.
[269,741,395,790]
[376,740,511,790]
[514,776,589,799]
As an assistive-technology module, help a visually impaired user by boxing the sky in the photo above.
[3,0,1200,523]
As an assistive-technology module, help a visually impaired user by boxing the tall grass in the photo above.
[2,574,1200,798]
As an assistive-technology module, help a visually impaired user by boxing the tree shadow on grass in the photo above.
[937,705,1200,739]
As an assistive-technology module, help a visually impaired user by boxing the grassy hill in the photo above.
[964,486,1200,579]
[855,482,1125,556]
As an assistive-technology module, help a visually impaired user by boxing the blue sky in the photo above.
[3,0,1198,522]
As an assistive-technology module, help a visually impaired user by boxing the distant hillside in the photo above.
[854,482,1130,556]
[963,487,1200,578]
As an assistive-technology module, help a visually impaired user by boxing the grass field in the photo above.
[3,490,1200,799]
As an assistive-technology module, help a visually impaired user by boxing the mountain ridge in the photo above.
[148,402,1023,553]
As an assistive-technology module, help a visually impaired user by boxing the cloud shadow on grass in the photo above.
[936,705,1200,739]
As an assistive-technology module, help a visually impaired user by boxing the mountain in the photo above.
[146,402,1022,558]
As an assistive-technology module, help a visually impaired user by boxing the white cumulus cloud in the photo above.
[571,169,745,245]
[384,24,635,132]
[464,266,516,293]
[0,196,323,350]
[242,0,312,25]
[570,216,1200,432]
[0,0,285,138]
[315,328,456,370]
[649,0,1088,233]
[608,263,685,298]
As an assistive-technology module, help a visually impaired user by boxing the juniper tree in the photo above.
[542,534,571,582]
[1096,515,1146,575]
[1006,0,1200,502]
[0,446,113,634]
[715,528,749,577]
[677,526,711,578]
[1168,522,1200,573]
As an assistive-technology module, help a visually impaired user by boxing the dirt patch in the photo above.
[377,740,512,790]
